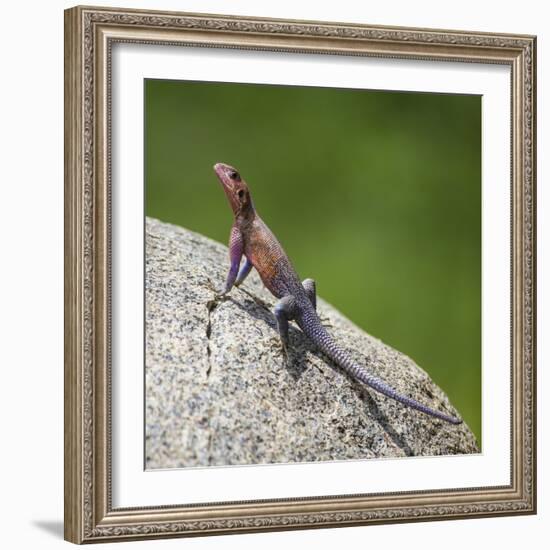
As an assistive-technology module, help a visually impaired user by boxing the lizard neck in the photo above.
[235,204,256,233]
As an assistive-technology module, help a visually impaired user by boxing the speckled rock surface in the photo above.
[145,217,479,469]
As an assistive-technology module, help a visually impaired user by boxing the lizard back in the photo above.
[243,216,304,300]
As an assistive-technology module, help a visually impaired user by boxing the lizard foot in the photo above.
[205,278,228,303]
[267,337,290,364]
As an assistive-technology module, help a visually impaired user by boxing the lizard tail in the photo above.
[297,308,462,425]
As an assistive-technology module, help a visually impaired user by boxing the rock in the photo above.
[145,217,479,469]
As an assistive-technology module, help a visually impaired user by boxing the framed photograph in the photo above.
[64,5,536,544]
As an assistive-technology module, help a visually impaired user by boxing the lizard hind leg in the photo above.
[302,278,317,310]
[273,295,297,359]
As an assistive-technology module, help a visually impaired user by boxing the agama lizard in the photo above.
[213,162,462,425]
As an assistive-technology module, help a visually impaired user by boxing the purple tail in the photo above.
[297,307,462,425]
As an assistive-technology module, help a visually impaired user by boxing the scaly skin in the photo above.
[213,162,462,425]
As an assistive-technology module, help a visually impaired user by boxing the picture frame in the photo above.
[64,5,536,544]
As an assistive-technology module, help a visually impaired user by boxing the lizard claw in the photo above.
[282,346,291,366]
[267,336,280,352]
[320,316,333,327]
[205,278,228,303]
[205,278,218,293]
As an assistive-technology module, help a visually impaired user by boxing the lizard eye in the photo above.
[229,171,241,181]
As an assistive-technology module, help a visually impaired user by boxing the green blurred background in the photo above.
[145,79,481,444]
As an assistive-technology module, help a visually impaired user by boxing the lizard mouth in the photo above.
[214,162,242,214]
[213,162,231,188]
[213,162,240,194]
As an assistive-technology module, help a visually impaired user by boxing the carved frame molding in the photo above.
[64,5,536,544]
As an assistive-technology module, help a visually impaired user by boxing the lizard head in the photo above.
[213,162,253,217]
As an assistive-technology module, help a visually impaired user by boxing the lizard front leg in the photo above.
[235,258,253,287]
[219,225,243,296]
[273,295,296,360]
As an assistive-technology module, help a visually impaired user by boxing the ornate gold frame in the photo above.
[64,5,536,544]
